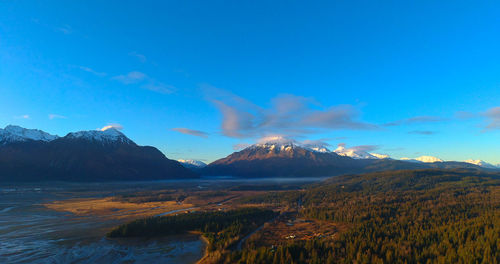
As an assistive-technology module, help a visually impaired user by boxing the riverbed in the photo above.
[0,184,205,264]
[0,177,325,263]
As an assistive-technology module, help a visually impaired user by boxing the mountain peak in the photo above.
[305,145,331,153]
[401,156,443,163]
[65,128,133,144]
[334,143,388,159]
[178,159,207,168]
[0,125,59,144]
[464,159,497,169]
[256,136,296,146]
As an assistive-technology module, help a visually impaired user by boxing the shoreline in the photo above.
[193,231,210,264]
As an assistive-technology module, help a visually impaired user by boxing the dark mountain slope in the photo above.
[0,128,197,182]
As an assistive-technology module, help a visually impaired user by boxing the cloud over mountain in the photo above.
[207,88,376,139]
[100,123,123,131]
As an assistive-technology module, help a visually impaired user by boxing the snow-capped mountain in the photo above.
[306,146,331,153]
[0,125,197,182]
[370,153,390,159]
[334,144,389,159]
[202,139,443,178]
[401,156,443,163]
[203,140,359,177]
[0,125,58,144]
[178,159,207,168]
[251,136,299,152]
[463,159,498,169]
[65,127,133,144]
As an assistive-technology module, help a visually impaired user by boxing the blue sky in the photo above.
[1,1,500,163]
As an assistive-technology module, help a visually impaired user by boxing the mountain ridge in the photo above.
[202,142,493,177]
[0,125,197,182]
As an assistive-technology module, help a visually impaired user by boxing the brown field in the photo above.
[43,190,269,220]
[44,197,196,219]
[244,213,349,248]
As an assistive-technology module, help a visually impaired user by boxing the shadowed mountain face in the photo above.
[203,143,359,177]
[202,143,487,178]
[0,127,197,182]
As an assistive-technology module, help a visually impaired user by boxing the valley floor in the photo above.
[100,169,500,264]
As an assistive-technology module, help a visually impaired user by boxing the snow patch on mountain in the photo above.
[0,125,58,144]
[66,128,133,144]
[247,138,391,158]
[178,159,207,168]
[250,136,299,152]
[401,156,443,163]
[370,153,390,159]
[257,136,296,145]
[464,159,498,169]
[334,143,388,159]
[306,146,331,153]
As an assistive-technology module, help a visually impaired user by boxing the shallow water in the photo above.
[0,177,325,263]
[0,185,205,264]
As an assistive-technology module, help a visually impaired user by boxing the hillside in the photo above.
[202,142,487,178]
[230,169,500,263]
[0,126,197,182]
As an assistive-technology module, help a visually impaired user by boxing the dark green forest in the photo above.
[107,169,500,263]
[228,169,500,263]
[107,207,277,251]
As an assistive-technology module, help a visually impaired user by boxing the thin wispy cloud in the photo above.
[455,111,477,120]
[482,107,500,130]
[142,82,176,94]
[301,139,332,148]
[112,71,176,94]
[48,114,67,120]
[112,71,147,84]
[409,130,437,135]
[56,24,73,34]
[233,143,251,150]
[338,143,379,152]
[100,123,123,131]
[78,66,107,77]
[384,115,447,126]
[172,128,209,138]
[14,114,30,119]
[205,87,377,139]
[129,52,147,63]
[384,147,405,152]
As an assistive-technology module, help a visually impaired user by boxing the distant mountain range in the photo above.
[201,140,495,177]
[333,143,390,159]
[0,125,197,182]
[178,159,207,169]
[1,125,497,181]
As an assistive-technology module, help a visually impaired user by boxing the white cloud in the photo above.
[206,87,377,139]
[48,114,67,120]
[142,82,176,94]
[112,71,147,84]
[112,71,176,95]
[100,123,123,131]
[56,24,73,34]
[78,66,107,77]
[257,135,296,144]
[14,114,30,119]
[129,52,147,63]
